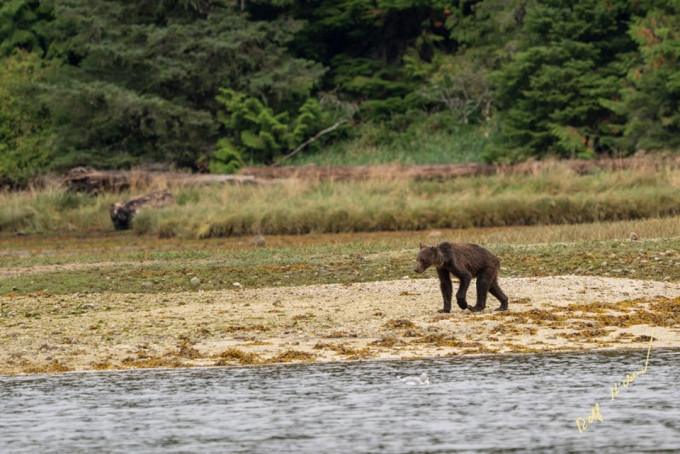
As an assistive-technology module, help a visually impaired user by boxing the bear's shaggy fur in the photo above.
[414,242,509,312]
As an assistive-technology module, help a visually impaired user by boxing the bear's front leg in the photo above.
[437,268,453,313]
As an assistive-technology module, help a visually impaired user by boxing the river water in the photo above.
[1,348,678,453]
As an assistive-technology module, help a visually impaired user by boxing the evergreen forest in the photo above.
[1,0,679,187]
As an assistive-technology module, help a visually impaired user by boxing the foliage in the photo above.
[1,0,325,176]
[409,53,492,124]
[216,88,334,164]
[1,0,680,183]
[0,0,53,56]
[209,139,245,175]
[46,80,218,170]
[282,0,458,128]
[0,51,51,187]
[443,0,526,69]
[289,117,487,166]
[621,1,680,151]
[489,0,639,162]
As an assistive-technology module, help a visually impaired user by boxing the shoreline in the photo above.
[8,345,674,379]
[1,275,679,375]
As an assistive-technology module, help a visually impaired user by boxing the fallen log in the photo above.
[241,155,680,181]
[65,167,136,193]
[64,167,258,193]
[110,190,175,230]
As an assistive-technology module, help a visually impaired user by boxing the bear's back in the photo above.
[439,242,499,274]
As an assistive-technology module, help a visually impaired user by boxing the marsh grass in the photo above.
[1,160,679,240]
[0,180,116,233]
[130,162,680,238]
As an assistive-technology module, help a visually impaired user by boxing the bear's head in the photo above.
[413,243,445,273]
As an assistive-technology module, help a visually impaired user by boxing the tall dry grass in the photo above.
[0,178,116,233]
[132,162,680,238]
[1,161,679,238]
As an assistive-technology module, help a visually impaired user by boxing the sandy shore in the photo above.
[1,275,679,375]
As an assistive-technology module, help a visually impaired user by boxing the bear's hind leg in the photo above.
[490,280,509,311]
[469,272,492,312]
[454,275,470,310]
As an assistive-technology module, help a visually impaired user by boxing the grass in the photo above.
[288,123,487,166]
[98,163,680,237]
[1,157,679,296]
[0,188,115,234]
[2,159,678,238]
[1,218,679,296]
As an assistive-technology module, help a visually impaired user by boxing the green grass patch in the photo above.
[290,123,486,166]
[1,222,679,296]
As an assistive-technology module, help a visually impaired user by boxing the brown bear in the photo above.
[414,242,509,313]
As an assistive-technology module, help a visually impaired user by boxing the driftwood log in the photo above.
[65,167,136,193]
[66,155,680,192]
[64,166,258,193]
[110,190,175,230]
[242,155,680,181]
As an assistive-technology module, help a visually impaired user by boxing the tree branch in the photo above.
[270,119,350,167]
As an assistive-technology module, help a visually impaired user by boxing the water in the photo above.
[1,349,678,453]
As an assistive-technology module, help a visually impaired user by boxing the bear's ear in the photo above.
[419,242,426,250]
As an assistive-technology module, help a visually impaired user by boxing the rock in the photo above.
[190,277,201,285]
[233,282,242,288]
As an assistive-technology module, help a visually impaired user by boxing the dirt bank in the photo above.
[1,276,678,375]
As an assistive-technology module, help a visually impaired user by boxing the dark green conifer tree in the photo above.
[489,0,639,161]
[621,1,680,151]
